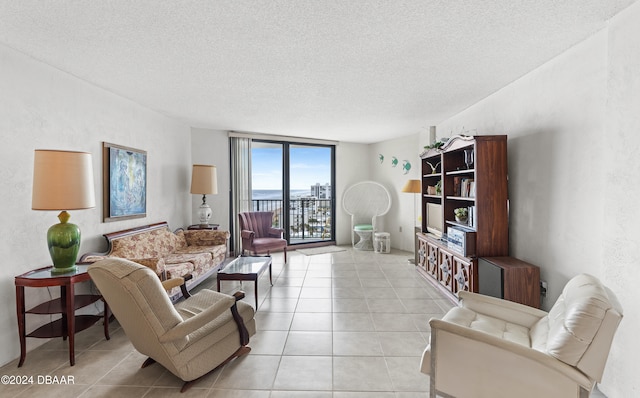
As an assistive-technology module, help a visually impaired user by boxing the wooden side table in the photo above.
[15,264,110,367]
[187,224,219,230]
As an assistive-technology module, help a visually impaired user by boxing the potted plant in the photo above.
[454,207,468,224]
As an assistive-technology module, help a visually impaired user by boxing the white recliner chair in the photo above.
[421,273,623,398]
[88,258,256,392]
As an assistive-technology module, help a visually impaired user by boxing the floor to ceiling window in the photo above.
[251,140,335,245]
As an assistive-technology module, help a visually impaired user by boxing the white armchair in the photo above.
[421,273,623,398]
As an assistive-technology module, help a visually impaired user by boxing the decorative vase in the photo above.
[47,211,80,274]
[455,215,468,224]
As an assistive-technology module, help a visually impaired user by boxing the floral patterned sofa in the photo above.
[80,222,229,300]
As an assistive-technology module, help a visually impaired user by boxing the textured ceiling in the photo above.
[0,1,635,143]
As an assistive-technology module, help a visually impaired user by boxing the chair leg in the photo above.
[141,357,156,368]
[284,247,287,262]
[180,346,251,393]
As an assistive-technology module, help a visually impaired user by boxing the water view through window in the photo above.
[251,141,335,244]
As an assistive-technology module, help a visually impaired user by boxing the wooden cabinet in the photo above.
[452,255,474,296]
[417,135,509,303]
[417,235,479,300]
[438,249,455,291]
[478,257,540,308]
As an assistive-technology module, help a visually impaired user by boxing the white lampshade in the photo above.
[190,165,218,195]
[32,149,96,210]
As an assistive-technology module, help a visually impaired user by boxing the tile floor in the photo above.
[1,247,607,397]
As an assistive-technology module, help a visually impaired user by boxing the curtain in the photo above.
[229,136,252,256]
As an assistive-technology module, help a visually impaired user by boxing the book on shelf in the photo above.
[452,177,475,197]
[468,205,477,228]
[460,178,475,197]
[453,177,462,196]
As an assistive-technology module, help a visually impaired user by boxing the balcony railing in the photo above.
[252,199,333,243]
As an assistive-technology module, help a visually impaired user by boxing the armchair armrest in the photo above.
[161,274,193,299]
[159,291,236,342]
[458,291,547,328]
[429,318,593,391]
[241,230,255,240]
[161,277,185,291]
[267,227,284,238]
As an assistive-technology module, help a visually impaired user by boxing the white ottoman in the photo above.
[374,232,391,254]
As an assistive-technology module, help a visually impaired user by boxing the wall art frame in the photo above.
[102,142,147,222]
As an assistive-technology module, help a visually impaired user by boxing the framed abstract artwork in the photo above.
[102,142,147,222]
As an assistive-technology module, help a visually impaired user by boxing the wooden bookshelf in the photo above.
[417,135,510,302]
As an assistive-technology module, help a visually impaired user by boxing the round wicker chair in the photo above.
[342,181,392,250]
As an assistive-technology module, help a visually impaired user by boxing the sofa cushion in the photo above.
[163,252,216,280]
[184,230,228,247]
[164,261,195,280]
[129,258,166,275]
[173,230,188,250]
[110,227,186,258]
[165,252,211,268]
[176,245,219,255]
[175,244,225,259]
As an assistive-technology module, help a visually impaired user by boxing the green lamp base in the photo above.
[48,211,80,274]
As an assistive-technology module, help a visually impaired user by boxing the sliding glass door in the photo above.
[251,140,335,245]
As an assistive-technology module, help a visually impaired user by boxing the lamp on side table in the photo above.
[31,149,96,274]
[190,164,218,227]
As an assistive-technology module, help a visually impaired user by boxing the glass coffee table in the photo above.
[217,255,272,309]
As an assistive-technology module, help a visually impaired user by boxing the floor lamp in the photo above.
[402,179,421,264]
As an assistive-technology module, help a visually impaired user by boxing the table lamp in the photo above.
[32,150,96,274]
[402,179,422,264]
[190,164,218,226]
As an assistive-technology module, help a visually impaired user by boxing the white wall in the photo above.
[335,142,373,245]
[422,3,640,395]
[369,135,421,252]
[190,129,230,230]
[601,2,640,395]
[0,44,192,366]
